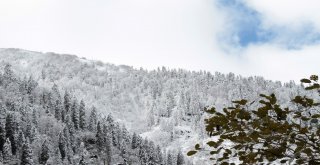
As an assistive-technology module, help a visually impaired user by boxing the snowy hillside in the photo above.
[0,48,308,164]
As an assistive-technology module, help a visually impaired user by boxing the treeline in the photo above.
[0,64,185,165]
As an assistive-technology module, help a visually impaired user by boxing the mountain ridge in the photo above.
[0,48,303,164]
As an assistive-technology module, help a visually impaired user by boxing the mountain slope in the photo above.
[0,48,305,164]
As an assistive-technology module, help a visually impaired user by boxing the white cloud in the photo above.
[0,0,319,83]
[238,43,320,82]
[243,0,320,30]
[0,0,231,72]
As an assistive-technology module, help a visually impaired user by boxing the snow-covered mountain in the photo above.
[0,48,305,164]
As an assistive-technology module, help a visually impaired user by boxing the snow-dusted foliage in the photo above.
[0,61,166,164]
[0,48,308,164]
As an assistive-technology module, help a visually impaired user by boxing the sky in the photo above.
[0,0,319,82]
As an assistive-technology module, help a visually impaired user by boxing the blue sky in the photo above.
[217,0,273,47]
[218,0,320,49]
[0,0,319,82]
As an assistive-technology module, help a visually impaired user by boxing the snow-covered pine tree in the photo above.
[166,151,173,165]
[51,84,60,101]
[16,129,25,157]
[138,145,147,164]
[62,126,73,162]
[79,100,86,130]
[2,138,12,162]
[54,100,62,121]
[32,108,38,127]
[96,121,105,153]
[147,106,155,128]
[105,134,112,165]
[5,113,17,155]
[115,123,122,148]
[88,107,97,132]
[65,114,76,154]
[71,100,80,130]
[45,91,53,114]
[3,63,15,86]
[25,120,36,143]
[136,135,143,149]
[155,145,163,164]
[121,125,130,144]
[112,123,120,147]
[147,141,156,164]
[39,140,49,165]
[63,90,71,113]
[26,75,37,95]
[58,132,66,161]
[120,140,126,157]
[21,138,33,165]
[176,150,184,165]
[0,103,6,123]
[131,132,138,149]
[0,119,5,152]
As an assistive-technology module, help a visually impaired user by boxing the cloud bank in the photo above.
[0,0,319,82]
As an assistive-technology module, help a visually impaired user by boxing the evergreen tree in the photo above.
[19,76,28,94]
[3,63,15,86]
[121,125,130,144]
[0,104,6,123]
[120,140,126,157]
[71,100,80,130]
[147,106,155,127]
[155,145,163,164]
[41,69,46,80]
[16,129,25,156]
[58,132,66,161]
[138,146,147,164]
[25,121,36,143]
[54,100,62,121]
[176,150,184,165]
[61,107,66,123]
[32,108,38,127]
[62,126,73,160]
[112,123,120,147]
[105,134,112,165]
[136,135,143,149]
[131,132,138,149]
[96,121,104,153]
[5,113,16,155]
[21,139,33,165]
[63,90,71,113]
[106,114,114,124]
[65,115,76,153]
[2,138,12,161]
[79,100,86,130]
[46,92,53,114]
[147,142,156,164]
[115,123,122,148]
[26,75,37,95]
[88,107,97,132]
[51,84,60,100]
[0,120,5,152]
[166,152,173,165]
[39,140,49,165]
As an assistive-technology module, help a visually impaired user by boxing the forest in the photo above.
[0,48,318,164]
[0,63,188,164]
